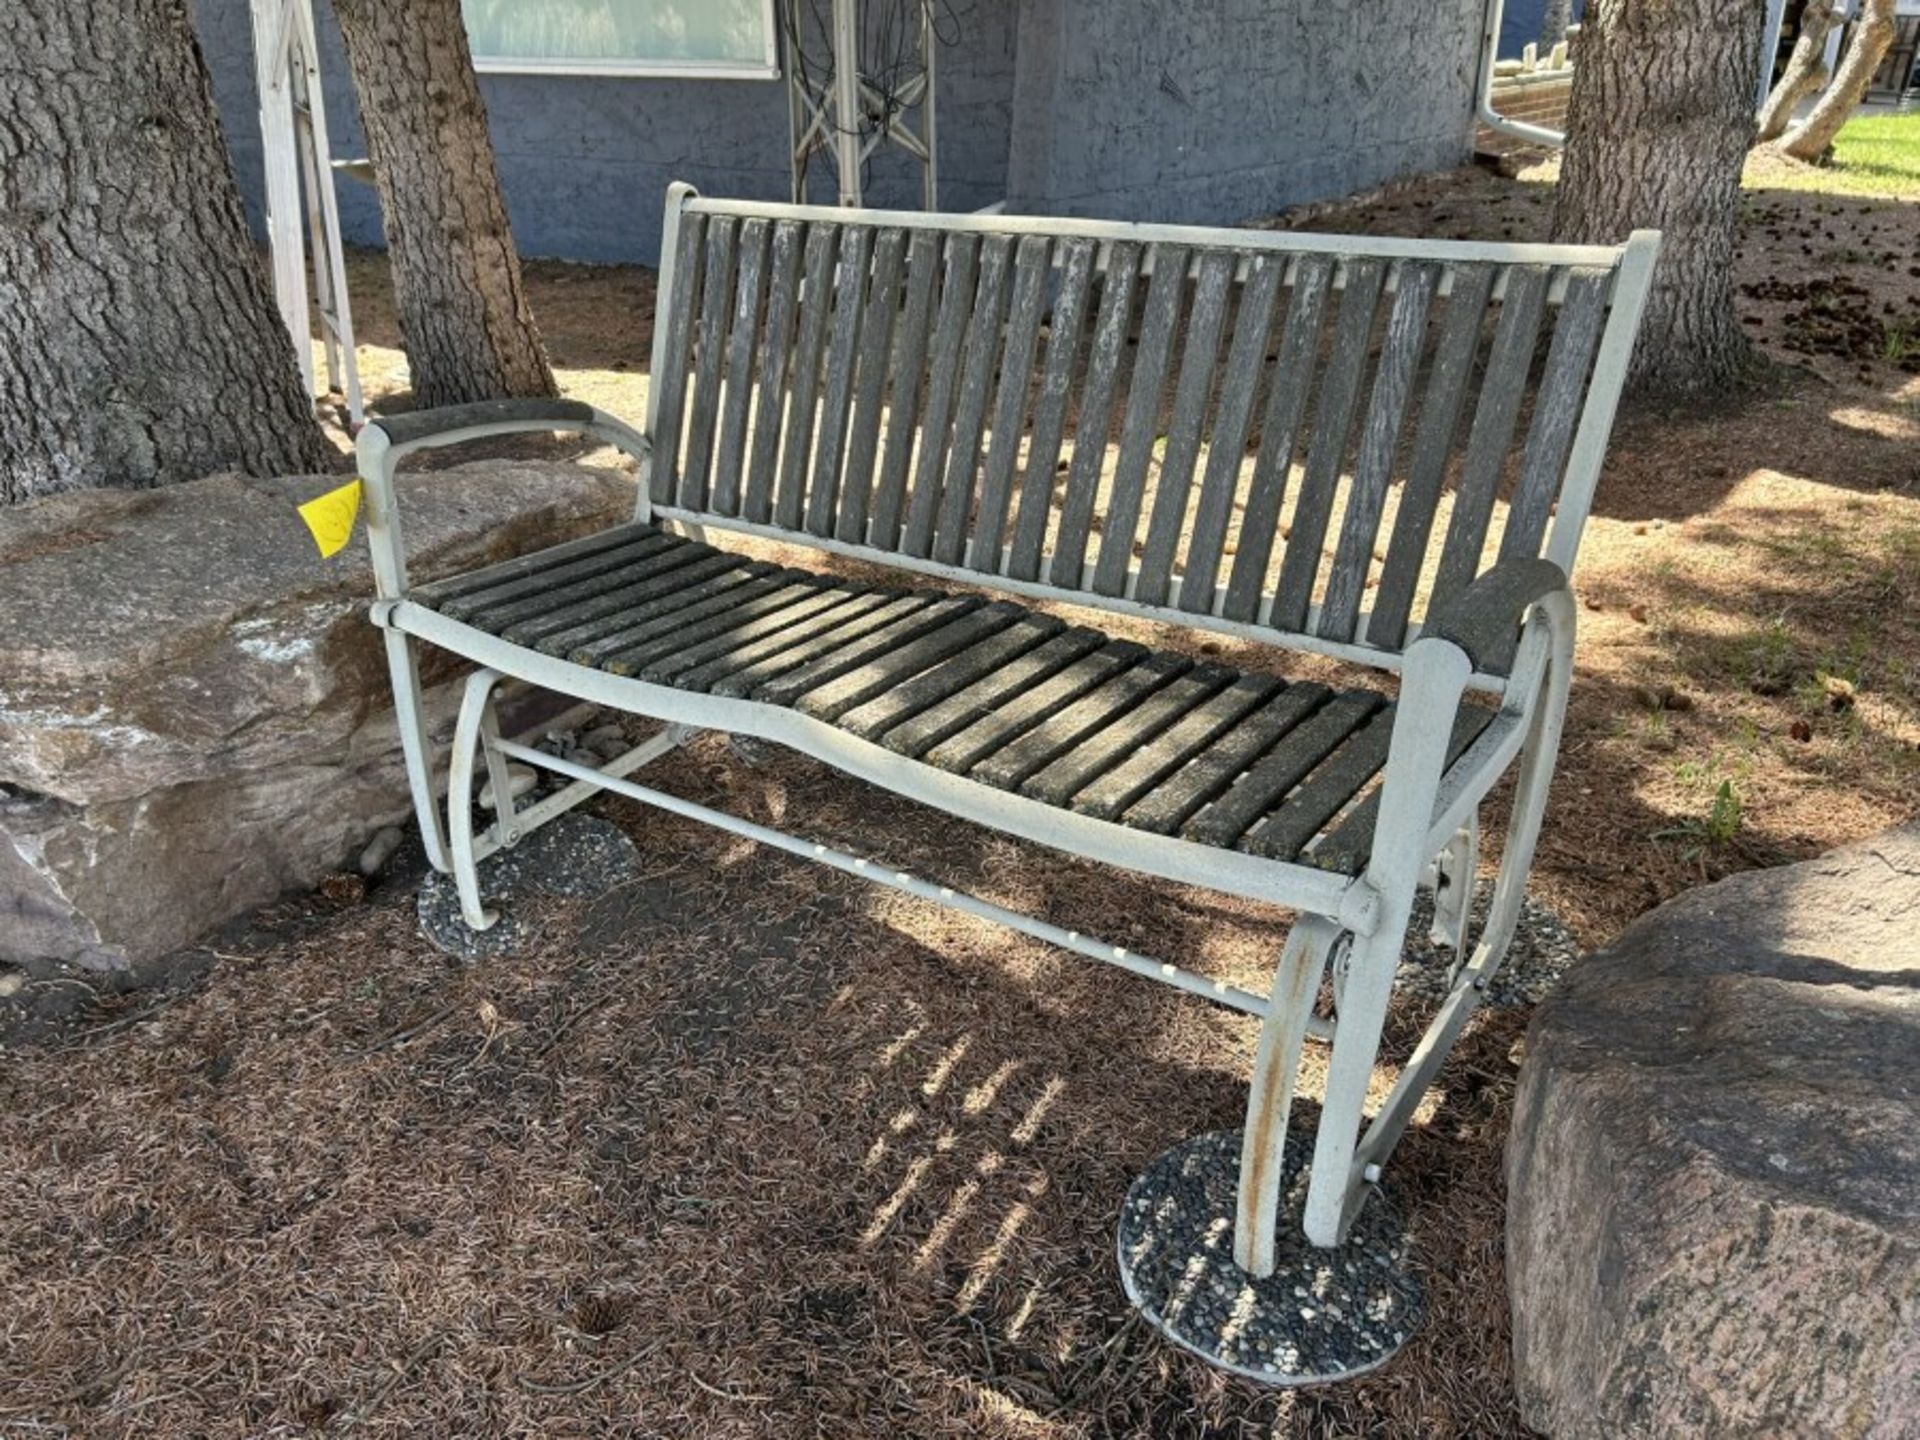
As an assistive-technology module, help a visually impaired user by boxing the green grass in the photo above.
[1751,108,1920,199]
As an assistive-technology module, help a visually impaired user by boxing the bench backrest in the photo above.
[643,185,1657,667]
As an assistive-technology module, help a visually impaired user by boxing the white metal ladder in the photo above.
[249,0,363,426]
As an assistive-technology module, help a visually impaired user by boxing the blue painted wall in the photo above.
[195,0,1484,266]
[1497,0,1586,58]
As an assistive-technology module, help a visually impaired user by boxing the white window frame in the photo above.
[467,0,780,80]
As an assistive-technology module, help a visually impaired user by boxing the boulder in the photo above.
[1507,826,1920,1438]
[0,462,632,971]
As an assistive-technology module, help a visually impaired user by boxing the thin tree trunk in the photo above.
[1776,0,1896,161]
[332,0,557,410]
[1552,0,1765,397]
[0,0,332,505]
[1757,0,1837,143]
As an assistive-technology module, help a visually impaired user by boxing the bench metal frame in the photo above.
[355,187,1658,1272]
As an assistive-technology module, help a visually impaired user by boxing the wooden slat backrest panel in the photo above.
[646,192,1651,670]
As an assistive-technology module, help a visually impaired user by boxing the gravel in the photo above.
[417,813,640,962]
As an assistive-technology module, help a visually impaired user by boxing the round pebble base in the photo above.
[1398,881,1579,1009]
[418,813,640,962]
[1117,1129,1423,1387]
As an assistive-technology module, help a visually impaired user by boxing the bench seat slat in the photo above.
[1068,671,1284,821]
[669,590,896,692]
[796,600,1026,721]
[411,523,657,608]
[1308,703,1499,874]
[1185,691,1385,848]
[1240,705,1399,859]
[471,539,718,635]
[835,612,1067,740]
[974,651,1192,790]
[562,565,786,665]
[875,627,1109,759]
[710,594,935,699]
[505,553,745,650]
[751,594,986,707]
[641,585,873,685]
[925,641,1146,775]
[603,576,830,676]
[1120,682,1334,835]
[1019,661,1236,807]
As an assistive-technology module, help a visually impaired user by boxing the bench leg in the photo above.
[447,667,505,932]
[382,629,451,874]
[1233,915,1339,1276]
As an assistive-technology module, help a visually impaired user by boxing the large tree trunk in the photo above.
[0,0,332,505]
[1757,0,1838,143]
[1552,0,1766,397]
[1776,0,1896,161]
[332,0,556,410]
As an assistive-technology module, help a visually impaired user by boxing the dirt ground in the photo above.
[2,150,1916,1437]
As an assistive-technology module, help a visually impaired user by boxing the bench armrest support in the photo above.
[1423,558,1571,677]
[355,400,652,600]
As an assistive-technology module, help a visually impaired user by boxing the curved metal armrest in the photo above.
[1422,558,1571,676]
[354,399,652,600]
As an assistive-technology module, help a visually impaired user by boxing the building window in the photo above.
[462,0,779,79]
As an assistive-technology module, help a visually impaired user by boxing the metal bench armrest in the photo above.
[355,400,652,600]
[1422,558,1571,677]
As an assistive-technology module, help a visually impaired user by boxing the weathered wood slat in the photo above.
[1268,257,1389,633]
[741,220,806,524]
[502,553,745,650]
[449,533,680,624]
[419,524,658,611]
[710,216,769,516]
[969,235,1054,571]
[796,600,1024,720]
[471,540,716,635]
[932,234,1016,565]
[678,215,738,509]
[1020,661,1236,807]
[1069,672,1284,820]
[1093,243,1191,597]
[867,229,942,549]
[563,565,786,664]
[751,594,985,706]
[881,626,1107,760]
[1431,263,1551,608]
[1366,262,1497,651]
[1316,260,1441,642]
[1184,691,1384,847]
[772,225,839,530]
[710,594,935,699]
[1309,703,1498,874]
[671,591,895,692]
[649,212,705,503]
[1135,249,1237,606]
[1500,268,1609,564]
[1223,256,1334,621]
[925,641,1147,775]
[835,227,908,544]
[641,585,866,685]
[1178,253,1284,614]
[1241,705,1399,859]
[1049,241,1142,586]
[603,576,827,676]
[1006,238,1096,582]
[900,234,982,558]
[1120,682,1333,835]
[805,225,875,537]
[975,651,1191,790]
[836,611,1066,740]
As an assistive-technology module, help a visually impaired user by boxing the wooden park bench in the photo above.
[356,184,1657,1279]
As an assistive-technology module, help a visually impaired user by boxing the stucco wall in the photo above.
[1004,0,1485,225]
[194,0,1017,265]
[195,0,1483,266]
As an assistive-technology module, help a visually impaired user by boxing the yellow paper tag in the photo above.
[298,478,364,559]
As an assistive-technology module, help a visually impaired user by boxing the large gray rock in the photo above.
[1507,826,1920,1438]
[0,462,632,970]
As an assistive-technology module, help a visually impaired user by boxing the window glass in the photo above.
[462,0,776,75]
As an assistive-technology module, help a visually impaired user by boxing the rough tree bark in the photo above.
[1776,0,1896,161]
[332,0,557,409]
[0,0,332,505]
[1756,0,1837,143]
[1552,0,1767,396]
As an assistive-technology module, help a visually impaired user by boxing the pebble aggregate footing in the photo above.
[418,813,640,961]
[1117,1129,1423,1386]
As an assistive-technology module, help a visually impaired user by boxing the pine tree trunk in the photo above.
[332,0,556,410]
[1552,0,1766,397]
[1776,0,1895,161]
[1757,0,1837,143]
[0,0,332,506]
